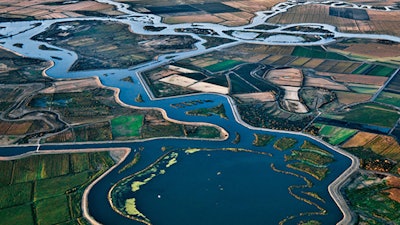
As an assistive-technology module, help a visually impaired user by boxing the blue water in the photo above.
[0,19,353,225]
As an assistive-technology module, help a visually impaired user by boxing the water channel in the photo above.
[3,0,393,223]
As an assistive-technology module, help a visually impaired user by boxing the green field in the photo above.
[111,114,144,138]
[36,195,70,225]
[349,85,379,94]
[204,60,242,72]
[0,152,116,225]
[323,103,400,128]
[376,91,400,108]
[367,65,396,77]
[291,46,349,60]
[352,63,371,74]
[0,182,32,209]
[273,137,298,151]
[0,204,35,225]
[352,64,395,77]
[315,123,357,145]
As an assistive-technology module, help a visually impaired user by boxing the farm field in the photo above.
[376,91,400,108]
[321,103,400,128]
[111,115,144,138]
[327,39,400,65]
[124,0,285,26]
[0,0,121,21]
[267,4,400,36]
[0,152,116,225]
[313,123,358,145]
[343,132,400,161]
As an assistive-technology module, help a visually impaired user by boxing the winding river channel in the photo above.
[3,0,400,224]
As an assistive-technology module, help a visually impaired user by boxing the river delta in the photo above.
[2,0,400,224]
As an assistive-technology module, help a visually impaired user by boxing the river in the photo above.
[2,0,393,224]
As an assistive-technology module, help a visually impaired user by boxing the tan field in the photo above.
[160,75,197,87]
[40,78,101,94]
[267,4,400,36]
[335,91,372,105]
[342,131,378,147]
[234,92,276,102]
[347,0,400,6]
[164,14,224,24]
[304,77,349,91]
[0,0,122,20]
[265,68,303,87]
[189,82,229,94]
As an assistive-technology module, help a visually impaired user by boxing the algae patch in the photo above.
[125,198,148,219]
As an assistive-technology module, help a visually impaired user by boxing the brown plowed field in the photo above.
[0,0,121,20]
[267,4,400,36]
[304,77,348,90]
[335,91,371,105]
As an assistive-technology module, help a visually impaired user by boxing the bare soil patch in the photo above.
[234,92,276,102]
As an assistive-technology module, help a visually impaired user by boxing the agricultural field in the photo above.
[111,115,144,139]
[376,91,400,108]
[328,39,400,65]
[267,4,400,36]
[0,151,116,225]
[312,123,358,145]
[123,0,285,26]
[343,132,400,162]
[33,20,198,71]
[321,102,400,128]
[384,72,400,93]
[0,0,121,21]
